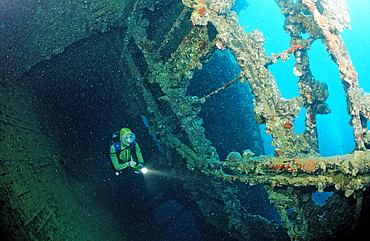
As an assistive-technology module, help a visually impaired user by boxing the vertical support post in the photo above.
[302,0,365,150]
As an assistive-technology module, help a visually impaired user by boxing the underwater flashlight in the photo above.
[140,167,148,174]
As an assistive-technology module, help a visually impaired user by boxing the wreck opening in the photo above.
[187,49,264,159]
[308,40,354,156]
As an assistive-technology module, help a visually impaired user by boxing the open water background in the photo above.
[239,0,370,156]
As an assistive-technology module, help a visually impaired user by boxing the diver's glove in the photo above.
[129,160,137,167]
[137,163,145,168]
[133,163,147,174]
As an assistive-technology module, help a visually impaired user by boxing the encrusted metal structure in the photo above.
[126,0,370,239]
[1,0,370,240]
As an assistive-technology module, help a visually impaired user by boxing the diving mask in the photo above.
[122,132,136,144]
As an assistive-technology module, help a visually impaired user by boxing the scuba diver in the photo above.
[109,127,147,175]
[108,128,148,216]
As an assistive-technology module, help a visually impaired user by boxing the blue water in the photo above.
[238,0,370,156]
[311,191,334,206]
